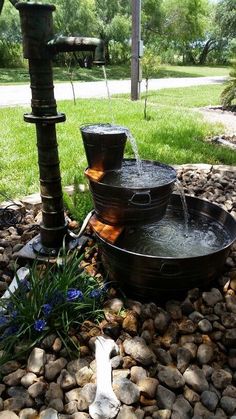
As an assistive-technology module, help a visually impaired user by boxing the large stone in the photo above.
[137,378,158,399]
[183,365,209,393]
[57,369,77,390]
[211,369,232,389]
[158,366,185,389]
[130,366,147,383]
[123,337,156,366]
[197,344,214,365]
[202,288,223,306]
[176,347,192,373]
[156,385,176,410]
[19,408,38,419]
[45,358,67,381]
[27,348,46,375]
[113,378,140,405]
[39,408,58,419]
[3,369,25,386]
[200,390,219,411]
[154,309,171,334]
[220,396,236,416]
[0,411,19,419]
[172,395,193,417]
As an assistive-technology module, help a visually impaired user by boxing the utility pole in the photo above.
[131,0,141,101]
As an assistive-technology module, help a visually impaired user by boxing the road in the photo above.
[0,76,227,107]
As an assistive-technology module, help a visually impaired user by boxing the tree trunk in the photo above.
[198,39,216,65]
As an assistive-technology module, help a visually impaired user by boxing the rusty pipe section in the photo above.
[15,1,105,254]
[47,36,105,65]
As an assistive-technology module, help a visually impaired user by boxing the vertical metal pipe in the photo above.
[16,2,67,253]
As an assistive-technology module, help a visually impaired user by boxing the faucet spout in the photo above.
[47,35,105,65]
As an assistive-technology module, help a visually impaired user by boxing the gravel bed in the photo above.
[0,164,235,418]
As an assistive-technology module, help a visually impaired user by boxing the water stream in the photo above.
[124,129,143,176]
[175,180,189,235]
[102,65,115,125]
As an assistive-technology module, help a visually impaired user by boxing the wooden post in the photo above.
[131,0,141,101]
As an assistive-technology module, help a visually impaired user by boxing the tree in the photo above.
[142,49,161,120]
[215,0,236,39]
[0,0,22,67]
[95,0,130,62]
[161,0,210,64]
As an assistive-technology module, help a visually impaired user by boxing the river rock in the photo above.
[113,378,140,405]
[202,288,223,306]
[130,366,147,383]
[137,378,158,399]
[176,347,192,373]
[154,309,170,334]
[211,369,232,389]
[44,358,67,381]
[123,337,156,366]
[197,343,214,364]
[158,366,185,389]
[183,365,209,393]
[0,412,19,419]
[27,348,46,375]
[220,396,236,415]
[172,395,193,417]
[200,390,219,411]
[19,408,38,418]
[3,369,26,386]
[156,385,176,410]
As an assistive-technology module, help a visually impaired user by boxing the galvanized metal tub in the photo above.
[95,194,236,300]
[80,123,128,171]
[86,159,177,226]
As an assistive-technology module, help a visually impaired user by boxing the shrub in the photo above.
[221,57,236,107]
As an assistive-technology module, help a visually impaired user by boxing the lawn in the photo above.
[142,84,224,108]
[0,64,229,84]
[0,90,235,201]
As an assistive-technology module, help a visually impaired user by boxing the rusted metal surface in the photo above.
[89,214,123,244]
[15,2,105,255]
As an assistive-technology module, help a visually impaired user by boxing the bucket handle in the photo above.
[160,262,182,277]
[129,191,152,207]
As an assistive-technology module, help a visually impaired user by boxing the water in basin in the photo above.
[101,160,176,188]
[117,208,231,257]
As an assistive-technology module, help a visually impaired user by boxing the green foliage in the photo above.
[215,0,236,39]
[221,58,236,107]
[0,252,106,364]
[142,49,161,119]
[64,177,93,224]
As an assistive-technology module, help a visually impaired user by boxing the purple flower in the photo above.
[34,319,47,332]
[12,310,18,319]
[0,325,18,340]
[19,279,31,292]
[66,289,83,302]
[49,290,65,305]
[0,316,8,326]
[42,304,52,316]
[89,289,102,299]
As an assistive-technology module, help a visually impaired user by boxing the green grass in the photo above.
[0,94,235,201]
[143,84,223,108]
[0,64,229,85]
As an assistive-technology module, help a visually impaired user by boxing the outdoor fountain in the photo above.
[82,124,236,300]
[1,1,236,297]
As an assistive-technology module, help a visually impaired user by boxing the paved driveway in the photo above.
[0,76,227,107]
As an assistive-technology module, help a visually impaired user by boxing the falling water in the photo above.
[102,65,115,125]
[124,129,143,176]
[175,180,189,235]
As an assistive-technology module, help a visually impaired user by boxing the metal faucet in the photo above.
[1,1,105,256]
